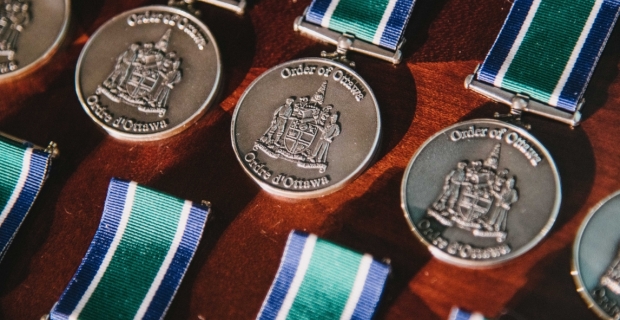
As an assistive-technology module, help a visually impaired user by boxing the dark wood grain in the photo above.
[1,0,619,319]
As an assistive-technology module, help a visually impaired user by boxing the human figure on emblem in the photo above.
[0,0,30,59]
[261,97,294,146]
[104,43,140,90]
[487,177,518,232]
[151,52,182,114]
[309,112,340,164]
[316,105,333,127]
[434,162,467,212]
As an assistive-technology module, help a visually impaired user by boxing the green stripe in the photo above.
[78,186,184,319]
[329,0,389,43]
[287,238,362,319]
[501,0,596,103]
[0,136,27,212]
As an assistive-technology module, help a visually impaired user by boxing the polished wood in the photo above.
[1,0,619,319]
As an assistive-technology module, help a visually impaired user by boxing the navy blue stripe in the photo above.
[142,204,210,320]
[557,0,620,111]
[379,0,415,50]
[257,231,309,320]
[351,259,390,320]
[0,150,50,260]
[306,0,332,26]
[478,0,535,84]
[50,178,130,319]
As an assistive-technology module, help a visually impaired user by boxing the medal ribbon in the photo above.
[50,178,210,320]
[0,134,52,261]
[449,308,492,320]
[257,231,390,320]
[478,0,620,112]
[305,0,416,51]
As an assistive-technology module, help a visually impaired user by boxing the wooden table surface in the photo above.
[1,0,619,319]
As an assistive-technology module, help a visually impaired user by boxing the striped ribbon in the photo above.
[50,178,210,320]
[477,0,620,112]
[257,231,391,320]
[0,134,52,262]
[305,0,416,50]
[449,307,492,320]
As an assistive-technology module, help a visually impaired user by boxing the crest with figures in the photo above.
[427,144,519,243]
[254,80,341,173]
[0,0,30,66]
[96,29,182,118]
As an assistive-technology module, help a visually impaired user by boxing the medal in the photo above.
[401,120,560,267]
[402,0,620,267]
[0,0,70,81]
[0,132,57,261]
[573,191,620,320]
[231,0,416,198]
[76,4,223,141]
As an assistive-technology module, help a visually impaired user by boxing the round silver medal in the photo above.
[231,58,381,199]
[76,6,221,141]
[401,119,560,267]
[573,191,620,320]
[0,0,70,80]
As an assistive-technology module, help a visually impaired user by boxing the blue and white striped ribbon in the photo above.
[449,307,492,320]
[50,178,210,320]
[477,0,620,112]
[305,0,416,51]
[257,230,391,320]
[0,135,52,262]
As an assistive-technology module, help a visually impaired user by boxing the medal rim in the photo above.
[400,118,561,268]
[0,0,71,82]
[230,57,382,199]
[572,190,620,320]
[75,5,222,141]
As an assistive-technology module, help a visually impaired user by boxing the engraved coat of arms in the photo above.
[254,81,341,173]
[427,144,519,242]
[96,29,182,117]
[0,0,30,68]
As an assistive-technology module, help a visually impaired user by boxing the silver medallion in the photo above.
[401,119,561,267]
[76,6,221,141]
[231,58,381,198]
[0,0,69,80]
[573,191,620,320]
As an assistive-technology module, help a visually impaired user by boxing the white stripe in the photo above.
[471,313,486,320]
[372,0,399,44]
[0,148,32,228]
[275,234,317,320]
[69,182,138,320]
[321,0,341,28]
[340,254,373,320]
[494,0,542,87]
[133,200,193,319]
[549,0,604,106]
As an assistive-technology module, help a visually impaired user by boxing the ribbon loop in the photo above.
[0,133,53,262]
[50,178,210,320]
[257,231,390,320]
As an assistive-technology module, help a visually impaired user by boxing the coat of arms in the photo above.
[96,29,182,117]
[601,246,620,295]
[0,0,30,65]
[254,81,341,173]
[427,144,519,243]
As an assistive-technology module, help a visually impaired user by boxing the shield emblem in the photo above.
[284,120,317,155]
[458,188,493,222]
[126,66,159,100]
